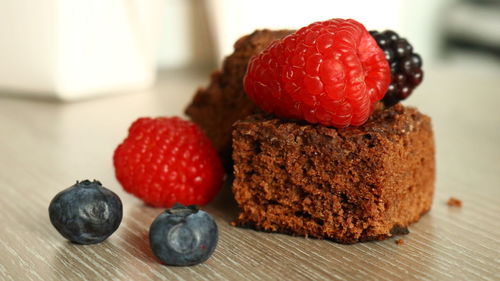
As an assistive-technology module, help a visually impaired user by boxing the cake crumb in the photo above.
[395,239,404,246]
[447,197,462,207]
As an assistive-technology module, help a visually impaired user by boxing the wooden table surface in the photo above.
[0,67,499,281]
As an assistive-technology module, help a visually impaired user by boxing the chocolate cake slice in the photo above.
[185,29,293,168]
[232,104,435,244]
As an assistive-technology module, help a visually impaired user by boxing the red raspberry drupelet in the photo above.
[244,18,390,128]
[113,117,224,207]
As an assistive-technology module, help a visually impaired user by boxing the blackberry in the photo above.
[369,30,423,107]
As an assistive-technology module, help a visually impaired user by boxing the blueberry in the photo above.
[149,203,218,266]
[48,180,123,244]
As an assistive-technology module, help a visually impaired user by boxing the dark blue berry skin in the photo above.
[48,180,123,244]
[149,204,218,266]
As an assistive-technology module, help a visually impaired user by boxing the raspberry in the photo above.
[369,30,423,107]
[113,117,224,207]
[244,19,390,128]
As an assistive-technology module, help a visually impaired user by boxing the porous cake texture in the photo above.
[185,29,293,168]
[232,104,435,243]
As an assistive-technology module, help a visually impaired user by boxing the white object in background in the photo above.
[157,0,215,69]
[206,0,401,62]
[158,0,192,68]
[0,0,163,100]
[205,0,452,65]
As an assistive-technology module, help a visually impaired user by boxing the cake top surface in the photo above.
[243,19,424,128]
[237,103,430,140]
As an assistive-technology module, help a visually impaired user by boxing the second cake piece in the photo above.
[185,29,293,168]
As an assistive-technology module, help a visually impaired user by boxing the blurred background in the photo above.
[161,0,500,69]
[0,0,499,99]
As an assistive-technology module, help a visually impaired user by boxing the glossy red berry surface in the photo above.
[113,117,224,207]
[244,18,390,128]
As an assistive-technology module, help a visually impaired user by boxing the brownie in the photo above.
[185,29,293,168]
[232,104,435,244]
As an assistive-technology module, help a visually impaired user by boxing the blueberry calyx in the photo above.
[78,179,101,186]
[167,203,198,215]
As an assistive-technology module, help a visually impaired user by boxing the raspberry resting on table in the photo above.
[244,18,391,128]
[369,30,423,107]
[113,117,224,208]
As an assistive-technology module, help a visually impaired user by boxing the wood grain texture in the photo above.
[0,67,499,281]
